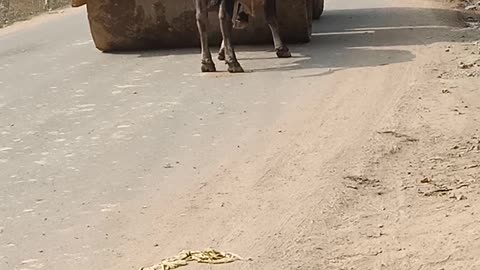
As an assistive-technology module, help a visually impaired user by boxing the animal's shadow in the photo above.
[245,7,473,75]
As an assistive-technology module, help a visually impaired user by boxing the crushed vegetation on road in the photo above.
[139,249,246,270]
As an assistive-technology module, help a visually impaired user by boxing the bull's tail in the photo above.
[209,0,221,7]
[207,0,251,30]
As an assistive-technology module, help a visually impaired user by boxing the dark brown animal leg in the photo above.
[196,0,216,72]
[219,0,244,73]
[218,40,225,61]
[264,0,291,58]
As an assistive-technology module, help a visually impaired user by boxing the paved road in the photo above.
[0,0,464,269]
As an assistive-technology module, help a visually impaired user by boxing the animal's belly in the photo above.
[239,0,265,5]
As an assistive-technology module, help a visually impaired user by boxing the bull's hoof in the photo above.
[276,46,292,58]
[201,61,216,72]
[227,62,244,73]
[218,50,225,61]
[202,60,217,72]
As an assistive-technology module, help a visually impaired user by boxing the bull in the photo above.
[195,0,291,73]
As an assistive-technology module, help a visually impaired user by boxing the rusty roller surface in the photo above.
[74,0,323,52]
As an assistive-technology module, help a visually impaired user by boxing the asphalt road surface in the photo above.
[0,0,472,269]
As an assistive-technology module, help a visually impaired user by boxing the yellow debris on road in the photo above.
[140,249,246,270]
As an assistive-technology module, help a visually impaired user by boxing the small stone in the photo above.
[459,62,474,69]
[450,192,468,201]
[459,56,480,69]
[421,177,432,183]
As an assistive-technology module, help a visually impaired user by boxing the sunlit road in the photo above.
[0,0,464,269]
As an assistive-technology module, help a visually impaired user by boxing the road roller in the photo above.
[71,0,324,52]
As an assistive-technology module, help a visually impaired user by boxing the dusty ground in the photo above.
[0,0,70,28]
[0,0,480,269]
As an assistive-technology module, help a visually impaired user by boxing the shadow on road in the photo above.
[251,7,472,74]
[121,7,473,75]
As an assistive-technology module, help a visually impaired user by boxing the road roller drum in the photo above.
[72,0,324,52]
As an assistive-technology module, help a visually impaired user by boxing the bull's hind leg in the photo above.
[219,0,244,73]
[218,40,225,61]
[265,0,291,58]
[196,0,216,72]
[218,2,248,61]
